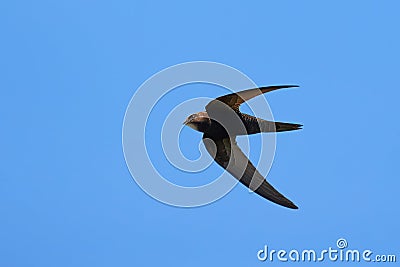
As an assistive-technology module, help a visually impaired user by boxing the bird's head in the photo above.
[183,111,211,132]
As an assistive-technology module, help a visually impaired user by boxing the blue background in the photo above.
[1,1,399,266]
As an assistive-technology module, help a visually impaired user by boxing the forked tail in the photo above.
[258,119,302,133]
[274,121,303,132]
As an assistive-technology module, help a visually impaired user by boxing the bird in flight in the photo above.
[183,85,302,209]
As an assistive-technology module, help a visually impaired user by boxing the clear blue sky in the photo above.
[1,1,399,266]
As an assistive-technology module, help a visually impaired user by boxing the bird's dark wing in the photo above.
[203,136,298,209]
[206,85,298,113]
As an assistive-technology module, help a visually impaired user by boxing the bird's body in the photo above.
[184,85,302,209]
[185,111,302,138]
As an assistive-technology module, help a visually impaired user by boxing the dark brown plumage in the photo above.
[184,85,302,209]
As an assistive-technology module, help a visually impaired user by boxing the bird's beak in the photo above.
[183,118,189,125]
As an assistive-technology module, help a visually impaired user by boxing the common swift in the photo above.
[183,85,302,209]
